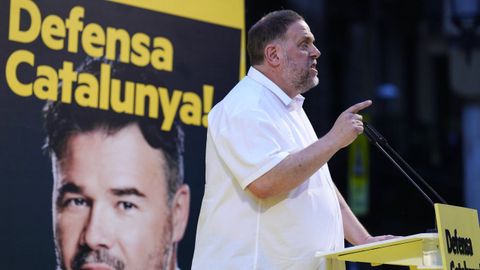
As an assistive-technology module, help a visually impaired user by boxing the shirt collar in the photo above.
[247,67,304,110]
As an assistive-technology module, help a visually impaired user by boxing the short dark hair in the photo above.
[43,58,184,202]
[247,10,304,65]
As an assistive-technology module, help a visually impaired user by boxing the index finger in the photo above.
[346,100,372,113]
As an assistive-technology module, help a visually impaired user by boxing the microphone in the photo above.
[362,121,447,207]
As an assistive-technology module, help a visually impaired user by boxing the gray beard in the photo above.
[284,54,318,94]
[296,73,318,94]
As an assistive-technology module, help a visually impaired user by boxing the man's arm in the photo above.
[335,187,396,245]
[247,100,371,199]
[335,186,370,245]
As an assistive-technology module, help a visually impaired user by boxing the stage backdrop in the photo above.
[0,0,245,268]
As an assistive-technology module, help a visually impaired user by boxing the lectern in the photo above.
[316,204,480,270]
[316,233,441,270]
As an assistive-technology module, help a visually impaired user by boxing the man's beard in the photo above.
[53,230,126,270]
[54,211,175,270]
[283,54,319,94]
[71,248,125,270]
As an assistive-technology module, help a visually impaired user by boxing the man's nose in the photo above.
[80,204,114,250]
[311,45,321,59]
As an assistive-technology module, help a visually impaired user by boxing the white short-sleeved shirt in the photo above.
[192,67,344,270]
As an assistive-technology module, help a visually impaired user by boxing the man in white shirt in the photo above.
[192,10,393,269]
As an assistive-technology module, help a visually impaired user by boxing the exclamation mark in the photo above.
[202,84,214,127]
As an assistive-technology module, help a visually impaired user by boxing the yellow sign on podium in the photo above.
[435,203,480,270]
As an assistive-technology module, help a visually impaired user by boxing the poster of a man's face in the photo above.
[43,58,190,270]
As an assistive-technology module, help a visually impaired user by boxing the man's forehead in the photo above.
[53,165,168,202]
[52,147,167,197]
[51,124,171,203]
[286,20,314,40]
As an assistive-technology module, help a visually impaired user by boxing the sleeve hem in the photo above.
[239,151,290,190]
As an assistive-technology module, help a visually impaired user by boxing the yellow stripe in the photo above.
[108,0,244,29]
[108,0,246,78]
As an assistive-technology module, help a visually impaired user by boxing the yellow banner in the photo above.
[348,121,370,216]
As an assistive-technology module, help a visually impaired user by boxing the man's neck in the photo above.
[253,65,298,98]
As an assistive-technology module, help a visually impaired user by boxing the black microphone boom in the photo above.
[362,121,447,207]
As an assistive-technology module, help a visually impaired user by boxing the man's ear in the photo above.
[171,184,190,242]
[264,43,282,67]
